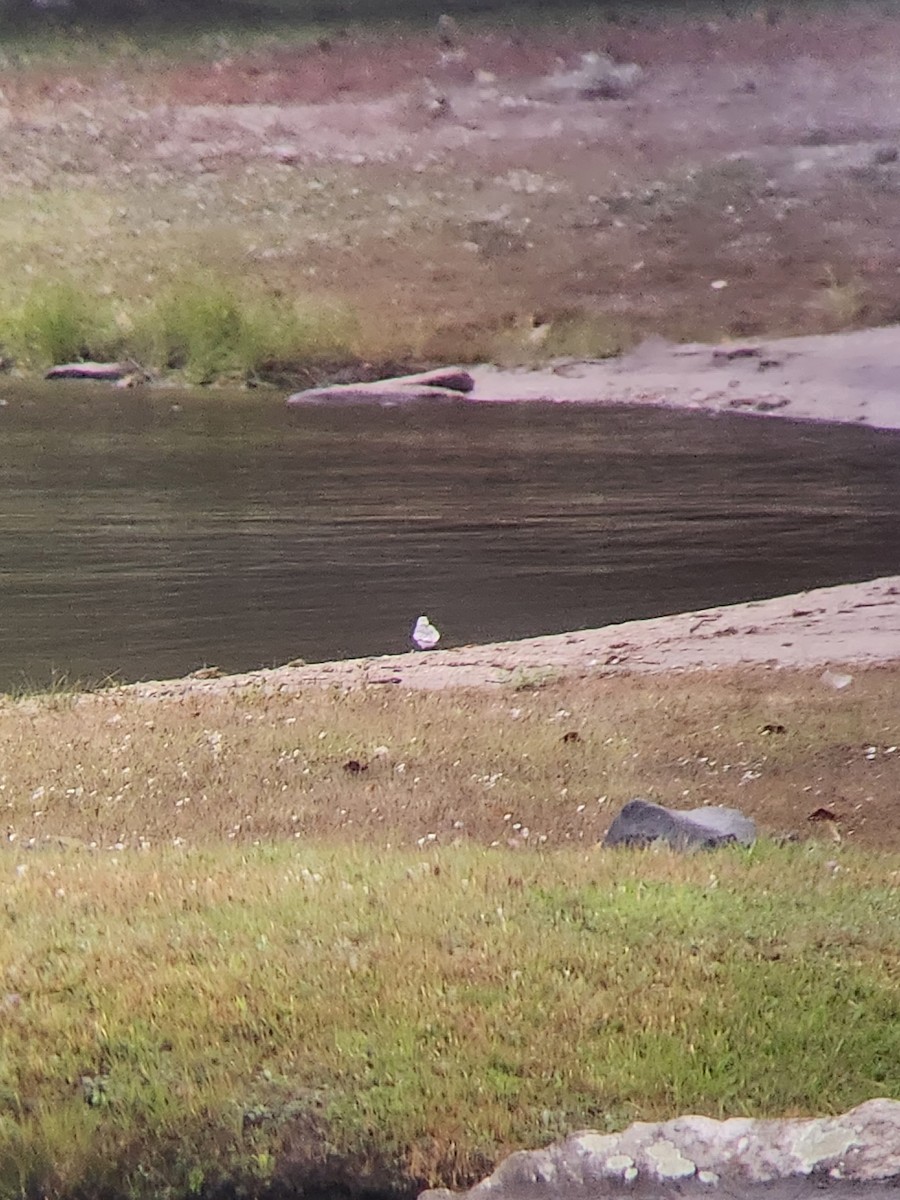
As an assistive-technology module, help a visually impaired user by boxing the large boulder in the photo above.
[603,798,756,850]
[419,1100,900,1200]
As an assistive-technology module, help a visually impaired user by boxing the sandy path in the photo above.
[125,575,900,699]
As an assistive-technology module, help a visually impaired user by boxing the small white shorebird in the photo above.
[411,615,441,650]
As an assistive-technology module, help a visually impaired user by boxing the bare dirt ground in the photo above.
[8,7,900,358]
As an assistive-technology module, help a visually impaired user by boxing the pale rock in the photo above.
[419,1101,900,1200]
[286,368,475,407]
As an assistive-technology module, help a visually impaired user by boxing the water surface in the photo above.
[1,385,898,691]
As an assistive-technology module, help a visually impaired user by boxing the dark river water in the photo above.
[1,384,898,692]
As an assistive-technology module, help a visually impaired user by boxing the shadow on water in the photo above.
[0,383,898,691]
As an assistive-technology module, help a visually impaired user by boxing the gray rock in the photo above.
[603,798,756,850]
[419,1100,900,1200]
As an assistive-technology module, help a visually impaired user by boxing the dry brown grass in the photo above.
[3,664,897,852]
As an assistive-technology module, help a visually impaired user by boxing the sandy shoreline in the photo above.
[123,575,900,700]
[286,326,900,430]
[465,326,900,431]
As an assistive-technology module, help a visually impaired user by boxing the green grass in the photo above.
[145,276,356,383]
[0,841,898,1198]
[0,272,358,381]
[4,280,117,367]
[0,666,897,1195]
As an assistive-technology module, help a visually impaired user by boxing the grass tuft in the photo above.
[0,272,360,382]
[819,266,868,330]
[149,277,247,382]
[3,280,117,367]
[143,275,359,383]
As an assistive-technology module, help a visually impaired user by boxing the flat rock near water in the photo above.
[45,361,132,381]
[420,1100,900,1200]
[286,367,475,406]
[603,798,757,849]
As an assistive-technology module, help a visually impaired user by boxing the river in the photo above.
[1,384,898,692]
